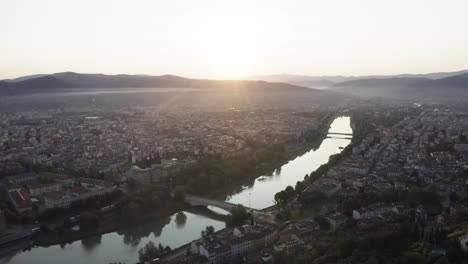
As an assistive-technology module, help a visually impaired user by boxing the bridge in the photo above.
[326,136,352,140]
[185,195,276,224]
[327,132,353,136]
[185,194,251,212]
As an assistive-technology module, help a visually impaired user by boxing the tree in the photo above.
[298,190,326,207]
[227,204,249,226]
[121,202,141,224]
[173,186,185,202]
[295,181,306,194]
[341,197,361,216]
[285,185,295,197]
[446,239,464,262]
[459,133,466,143]
[80,211,100,231]
[434,256,450,264]
[449,191,459,202]
[337,238,355,258]
[138,241,170,262]
[150,195,161,209]
[401,252,426,264]
[32,203,39,218]
[407,185,438,205]
[273,251,289,264]
[175,212,187,226]
[205,225,215,236]
[274,185,297,206]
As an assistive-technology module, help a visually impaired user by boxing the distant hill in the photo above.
[332,74,468,100]
[0,72,318,94]
[411,73,468,88]
[246,69,468,89]
[334,77,430,88]
[6,74,48,82]
[332,77,430,97]
[0,75,75,93]
[245,74,351,88]
[393,69,468,79]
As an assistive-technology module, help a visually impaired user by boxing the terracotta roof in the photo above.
[45,192,63,201]
[9,189,32,209]
[70,186,89,193]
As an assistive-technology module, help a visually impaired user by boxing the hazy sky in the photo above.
[1,0,468,79]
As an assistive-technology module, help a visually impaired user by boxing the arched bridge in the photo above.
[185,195,276,224]
[185,194,253,212]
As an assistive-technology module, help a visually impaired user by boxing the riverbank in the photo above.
[204,118,334,202]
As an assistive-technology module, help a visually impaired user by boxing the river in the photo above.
[6,116,352,264]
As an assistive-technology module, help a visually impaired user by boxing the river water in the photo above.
[6,116,352,264]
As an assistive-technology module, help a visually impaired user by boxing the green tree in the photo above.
[341,197,361,216]
[298,190,325,207]
[227,204,249,226]
[138,241,170,262]
[151,195,161,208]
[205,225,215,236]
[173,186,185,202]
[121,202,141,224]
[434,256,450,264]
[407,185,438,205]
[295,181,306,194]
[79,211,100,231]
[175,212,187,226]
[401,252,426,264]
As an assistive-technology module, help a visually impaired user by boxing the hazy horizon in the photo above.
[2,0,468,80]
[3,67,468,82]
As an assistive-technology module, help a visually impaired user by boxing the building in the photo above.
[460,233,468,252]
[325,213,349,231]
[28,182,62,196]
[7,188,32,214]
[43,178,116,209]
[190,224,278,264]
[4,172,39,185]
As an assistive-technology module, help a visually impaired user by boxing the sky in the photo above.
[1,0,468,80]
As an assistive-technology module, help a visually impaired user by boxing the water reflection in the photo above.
[175,212,187,228]
[274,167,282,176]
[81,235,102,251]
[118,216,171,247]
[7,211,225,264]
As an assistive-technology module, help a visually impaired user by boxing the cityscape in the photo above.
[2,1,468,264]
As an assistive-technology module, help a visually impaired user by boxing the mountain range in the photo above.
[331,73,468,99]
[2,70,468,101]
[247,70,468,100]
[246,69,468,89]
[0,72,314,94]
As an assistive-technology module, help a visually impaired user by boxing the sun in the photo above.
[213,45,250,79]
[220,53,244,79]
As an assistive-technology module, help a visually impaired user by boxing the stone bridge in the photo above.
[185,194,253,212]
[184,195,276,224]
